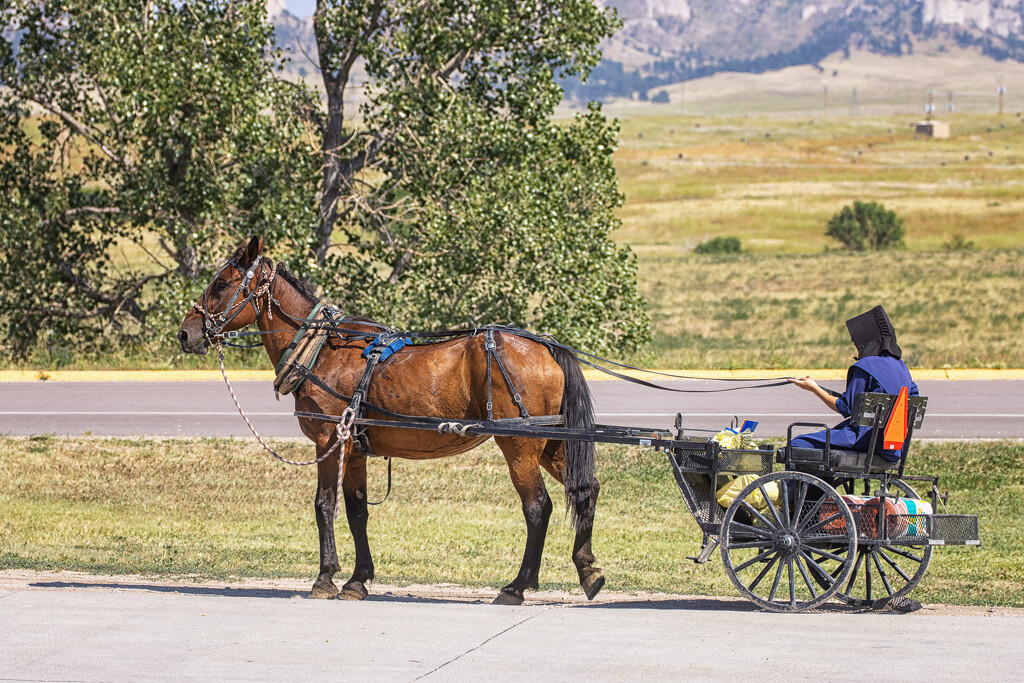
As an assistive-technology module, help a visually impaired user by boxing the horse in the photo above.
[177,236,604,604]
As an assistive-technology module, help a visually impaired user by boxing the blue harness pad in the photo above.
[362,335,410,362]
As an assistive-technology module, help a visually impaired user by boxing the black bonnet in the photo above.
[846,305,902,360]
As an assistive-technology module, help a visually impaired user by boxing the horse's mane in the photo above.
[273,260,319,303]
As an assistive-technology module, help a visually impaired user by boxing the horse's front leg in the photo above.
[310,441,345,599]
[338,451,375,600]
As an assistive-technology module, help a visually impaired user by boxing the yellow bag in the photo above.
[716,474,781,514]
[711,429,758,451]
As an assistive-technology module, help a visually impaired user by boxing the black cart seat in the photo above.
[778,392,928,477]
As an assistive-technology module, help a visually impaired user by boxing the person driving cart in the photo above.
[788,305,918,462]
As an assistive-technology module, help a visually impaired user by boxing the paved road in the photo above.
[0,378,1021,439]
[2,573,1022,682]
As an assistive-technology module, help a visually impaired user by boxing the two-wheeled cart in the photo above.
[666,391,979,611]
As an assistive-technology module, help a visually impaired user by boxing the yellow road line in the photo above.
[1,368,1021,382]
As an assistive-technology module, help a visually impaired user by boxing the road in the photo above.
[0,378,1021,439]
[2,572,1022,682]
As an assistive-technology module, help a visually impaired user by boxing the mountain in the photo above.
[571,0,1024,100]
[266,1,1024,102]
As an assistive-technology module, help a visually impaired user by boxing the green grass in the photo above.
[0,436,1018,606]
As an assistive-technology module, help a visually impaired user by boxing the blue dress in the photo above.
[791,356,919,462]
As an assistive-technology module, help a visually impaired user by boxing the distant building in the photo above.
[915,121,950,138]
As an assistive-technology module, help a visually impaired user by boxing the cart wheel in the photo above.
[823,478,934,608]
[720,471,856,612]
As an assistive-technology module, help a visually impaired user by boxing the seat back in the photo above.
[850,392,928,429]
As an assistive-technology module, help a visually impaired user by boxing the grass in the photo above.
[613,113,1024,253]
[634,248,1024,369]
[0,436,1019,606]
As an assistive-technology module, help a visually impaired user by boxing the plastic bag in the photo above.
[711,419,760,451]
[716,474,781,513]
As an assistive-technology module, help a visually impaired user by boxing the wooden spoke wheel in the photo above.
[822,478,934,608]
[720,471,856,612]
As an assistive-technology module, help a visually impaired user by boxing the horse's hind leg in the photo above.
[494,437,553,606]
[542,440,605,600]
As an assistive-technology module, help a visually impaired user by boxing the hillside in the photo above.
[267,1,1024,103]
[570,0,1024,101]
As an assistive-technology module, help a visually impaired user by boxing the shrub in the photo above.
[695,236,742,254]
[944,232,975,250]
[826,201,906,251]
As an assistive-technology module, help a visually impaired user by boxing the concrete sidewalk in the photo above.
[2,572,1022,682]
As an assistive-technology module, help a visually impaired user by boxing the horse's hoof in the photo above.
[309,581,339,600]
[338,581,369,601]
[581,569,605,601]
[493,590,525,606]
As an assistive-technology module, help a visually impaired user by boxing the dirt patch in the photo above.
[2,569,1020,617]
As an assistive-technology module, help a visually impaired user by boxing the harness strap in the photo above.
[349,330,408,458]
[485,329,495,421]
[488,330,530,419]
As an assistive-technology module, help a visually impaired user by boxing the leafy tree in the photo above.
[1,0,650,361]
[310,0,649,354]
[0,0,319,359]
[826,201,906,251]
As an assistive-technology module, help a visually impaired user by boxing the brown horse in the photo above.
[177,237,604,604]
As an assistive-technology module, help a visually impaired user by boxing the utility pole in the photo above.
[946,91,954,116]
[997,73,1006,115]
[925,90,935,121]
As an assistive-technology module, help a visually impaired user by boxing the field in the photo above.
[604,84,1024,368]
[1,436,1019,607]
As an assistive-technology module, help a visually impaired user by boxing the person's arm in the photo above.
[788,376,840,413]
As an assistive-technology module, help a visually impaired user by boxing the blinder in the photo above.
[194,255,273,341]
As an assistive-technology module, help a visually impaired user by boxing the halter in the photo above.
[193,256,278,341]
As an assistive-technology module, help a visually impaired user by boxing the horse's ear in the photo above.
[240,236,264,267]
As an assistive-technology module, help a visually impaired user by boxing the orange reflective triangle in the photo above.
[883,386,910,450]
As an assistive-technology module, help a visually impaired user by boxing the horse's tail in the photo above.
[550,344,596,531]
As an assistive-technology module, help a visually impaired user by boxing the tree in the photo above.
[0,0,319,358]
[826,201,906,251]
[309,0,649,354]
[1,0,650,360]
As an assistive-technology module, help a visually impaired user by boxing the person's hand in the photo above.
[788,376,819,393]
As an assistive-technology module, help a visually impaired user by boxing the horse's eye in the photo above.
[215,280,229,292]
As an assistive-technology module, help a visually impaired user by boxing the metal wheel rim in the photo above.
[824,479,934,607]
[720,471,857,612]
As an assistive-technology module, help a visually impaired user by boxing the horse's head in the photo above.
[177,236,274,355]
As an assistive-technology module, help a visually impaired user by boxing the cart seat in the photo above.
[778,392,928,476]
[776,446,896,473]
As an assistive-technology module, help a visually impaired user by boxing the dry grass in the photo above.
[634,248,1024,369]
[613,113,1024,254]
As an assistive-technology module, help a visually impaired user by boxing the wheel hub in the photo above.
[774,530,800,557]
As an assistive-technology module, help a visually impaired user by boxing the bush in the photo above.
[695,236,742,254]
[944,232,975,250]
[826,201,906,251]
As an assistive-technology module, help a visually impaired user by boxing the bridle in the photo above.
[193,256,278,341]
